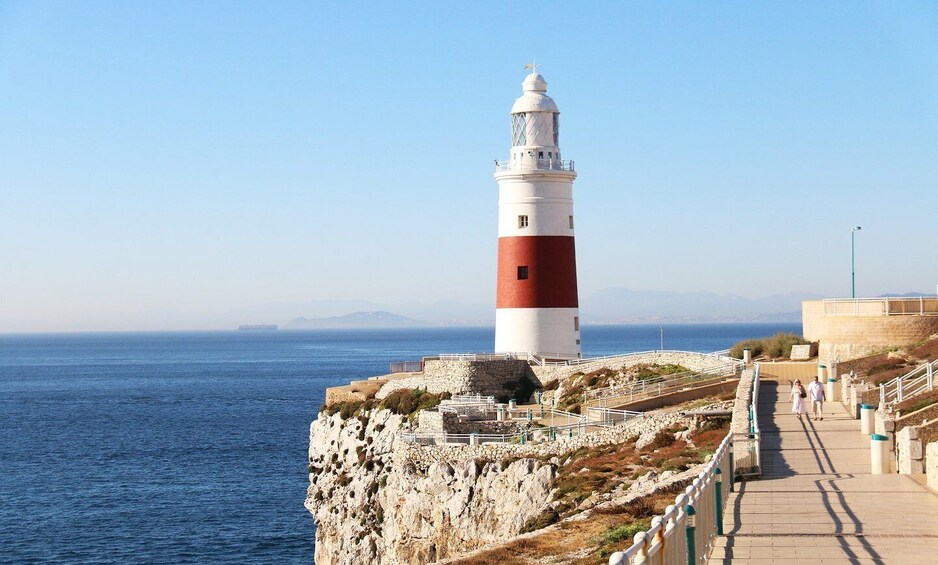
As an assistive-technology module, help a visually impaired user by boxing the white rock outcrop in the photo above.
[306,409,556,565]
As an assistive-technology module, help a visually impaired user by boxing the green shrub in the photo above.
[603,520,651,545]
[730,333,812,360]
[378,389,451,417]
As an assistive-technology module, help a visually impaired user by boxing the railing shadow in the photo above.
[729,380,885,564]
[753,381,795,479]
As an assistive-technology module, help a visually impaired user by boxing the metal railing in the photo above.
[450,394,495,404]
[733,364,761,478]
[608,432,733,565]
[586,407,644,425]
[389,360,422,373]
[823,297,938,317]
[399,419,609,446]
[880,359,937,410]
[495,158,575,172]
[583,362,741,409]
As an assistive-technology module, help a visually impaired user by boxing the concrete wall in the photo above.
[803,300,938,363]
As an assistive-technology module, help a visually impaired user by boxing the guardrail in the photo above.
[608,432,733,565]
[450,394,495,404]
[583,362,741,409]
[880,359,937,409]
[732,364,761,479]
[389,360,422,373]
[823,297,938,317]
[586,407,644,425]
[495,158,575,172]
[400,419,609,446]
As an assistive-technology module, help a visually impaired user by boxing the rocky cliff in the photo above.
[306,409,555,565]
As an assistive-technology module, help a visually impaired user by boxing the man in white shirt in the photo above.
[808,376,826,421]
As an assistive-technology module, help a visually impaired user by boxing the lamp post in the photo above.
[851,226,862,298]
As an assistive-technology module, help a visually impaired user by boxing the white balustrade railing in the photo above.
[449,394,495,404]
[586,407,644,425]
[823,296,938,317]
[608,432,733,565]
[399,419,609,446]
[880,359,937,409]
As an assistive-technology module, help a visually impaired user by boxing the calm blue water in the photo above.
[0,323,798,564]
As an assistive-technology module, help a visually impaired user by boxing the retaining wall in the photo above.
[803,300,938,363]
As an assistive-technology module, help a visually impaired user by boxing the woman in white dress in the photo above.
[790,379,807,420]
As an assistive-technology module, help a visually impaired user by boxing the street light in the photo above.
[852,226,862,298]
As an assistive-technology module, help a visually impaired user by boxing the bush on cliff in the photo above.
[378,388,451,417]
[730,332,812,360]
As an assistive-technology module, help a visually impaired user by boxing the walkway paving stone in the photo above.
[709,380,938,564]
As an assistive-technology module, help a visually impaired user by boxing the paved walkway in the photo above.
[710,380,938,564]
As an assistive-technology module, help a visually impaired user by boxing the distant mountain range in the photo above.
[237,289,933,329]
[284,311,426,329]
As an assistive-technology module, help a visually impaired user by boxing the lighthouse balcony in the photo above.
[495,158,575,172]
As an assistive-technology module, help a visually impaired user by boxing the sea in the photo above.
[0,323,799,564]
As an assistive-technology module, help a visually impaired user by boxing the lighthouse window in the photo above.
[538,151,543,159]
[518,215,529,228]
[517,266,529,280]
[574,317,579,331]
[569,215,574,229]
[511,114,527,146]
[553,114,560,145]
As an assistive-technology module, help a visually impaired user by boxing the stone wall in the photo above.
[531,351,734,386]
[803,300,938,363]
[927,442,938,491]
[897,424,926,474]
[376,359,535,401]
[399,411,691,471]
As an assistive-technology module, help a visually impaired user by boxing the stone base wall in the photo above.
[376,359,535,401]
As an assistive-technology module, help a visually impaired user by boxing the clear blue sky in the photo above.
[2,1,937,331]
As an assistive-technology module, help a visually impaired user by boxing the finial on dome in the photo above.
[523,61,541,74]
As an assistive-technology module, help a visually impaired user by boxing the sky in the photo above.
[1,1,937,332]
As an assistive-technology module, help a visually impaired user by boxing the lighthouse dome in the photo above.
[510,73,559,114]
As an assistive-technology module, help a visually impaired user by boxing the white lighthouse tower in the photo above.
[494,68,581,360]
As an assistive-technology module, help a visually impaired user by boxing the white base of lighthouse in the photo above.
[494,308,581,359]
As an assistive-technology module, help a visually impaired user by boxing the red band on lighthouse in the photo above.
[496,236,578,309]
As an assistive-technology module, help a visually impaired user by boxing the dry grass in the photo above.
[836,336,938,386]
[451,483,691,565]
[895,389,938,414]
[452,420,733,565]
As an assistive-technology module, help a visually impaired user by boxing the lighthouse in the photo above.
[494,68,581,360]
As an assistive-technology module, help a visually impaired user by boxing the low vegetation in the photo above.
[556,364,690,414]
[320,388,451,420]
[838,335,938,388]
[895,389,938,415]
[542,419,729,524]
[729,332,813,360]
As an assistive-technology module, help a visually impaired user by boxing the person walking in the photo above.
[808,375,826,421]
[791,379,807,420]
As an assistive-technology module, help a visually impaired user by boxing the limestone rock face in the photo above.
[306,409,554,565]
